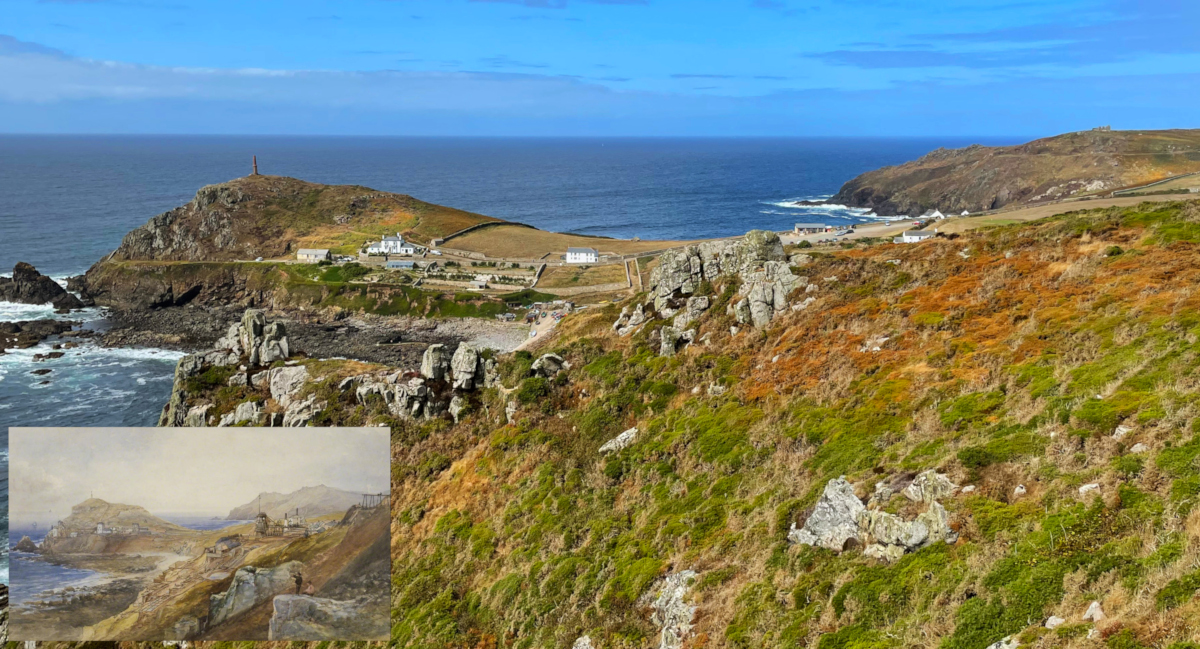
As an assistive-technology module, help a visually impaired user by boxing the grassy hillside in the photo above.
[108,174,500,262]
[833,129,1200,216]
[386,198,1200,649]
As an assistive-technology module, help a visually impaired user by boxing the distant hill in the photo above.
[225,485,364,520]
[832,128,1200,216]
[59,498,188,533]
[105,174,501,262]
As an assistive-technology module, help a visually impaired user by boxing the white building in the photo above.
[920,209,945,220]
[297,248,330,262]
[367,233,419,255]
[894,231,936,244]
[565,247,598,264]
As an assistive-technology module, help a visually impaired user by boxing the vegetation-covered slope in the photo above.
[387,198,1200,649]
[833,129,1200,216]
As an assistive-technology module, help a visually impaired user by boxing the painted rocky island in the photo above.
[9,428,390,641]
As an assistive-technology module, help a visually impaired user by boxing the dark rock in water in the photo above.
[31,368,52,376]
[0,262,86,310]
[13,536,38,553]
[32,351,66,362]
[0,319,77,352]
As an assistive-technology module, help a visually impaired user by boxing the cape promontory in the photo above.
[225,484,364,520]
[832,128,1200,215]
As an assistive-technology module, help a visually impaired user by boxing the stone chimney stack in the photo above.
[252,155,259,175]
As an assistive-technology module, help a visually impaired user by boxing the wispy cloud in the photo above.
[480,54,549,69]
[671,73,734,79]
[0,34,69,58]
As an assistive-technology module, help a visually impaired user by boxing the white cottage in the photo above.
[565,247,598,264]
[920,209,945,220]
[297,248,331,262]
[894,231,936,244]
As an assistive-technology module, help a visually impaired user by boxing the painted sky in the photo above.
[1,0,1197,135]
[9,427,390,524]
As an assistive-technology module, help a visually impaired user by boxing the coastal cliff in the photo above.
[832,128,1200,215]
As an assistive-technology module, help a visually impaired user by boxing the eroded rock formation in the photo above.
[0,262,86,310]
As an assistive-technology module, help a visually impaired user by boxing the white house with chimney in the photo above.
[367,233,419,255]
[565,247,598,264]
[920,209,945,220]
[894,231,936,244]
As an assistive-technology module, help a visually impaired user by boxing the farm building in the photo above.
[386,260,415,270]
[565,247,598,264]
[920,209,945,220]
[297,249,331,262]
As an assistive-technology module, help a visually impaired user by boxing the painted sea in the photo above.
[7,518,250,606]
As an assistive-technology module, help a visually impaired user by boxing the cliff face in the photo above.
[832,129,1200,215]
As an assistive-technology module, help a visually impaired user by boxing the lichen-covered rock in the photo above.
[660,325,683,357]
[985,636,1019,649]
[902,470,958,504]
[648,230,787,319]
[573,636,595,649]
[282,395,325,427]
[209,562,302,627]
[184,404,212,427]
[642,570,697,649]
[269,365,309,407]
[599,427,638,454]
[450,343,484,390]
[531,353,570,378]
[219,400,263,426]
[673,295,710,329]
[421,343,452,381]
[788,477,865,551]
[449,395,466,423]
[613,302,647,336]
[268,595,386,641]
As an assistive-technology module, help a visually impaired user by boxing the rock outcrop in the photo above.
[421,343,452,381]
[0,262,85,310]
[612,230,802,356]
[599,427,638,454]
[642,570,698,649]
[268,594,387,640]
[451,343,485,390]
[790,474,958,561]
[13,536,37,553]
[0,319,77,353]
[208,561,303,627]
[530,353,570,378]
[787,477,865,551]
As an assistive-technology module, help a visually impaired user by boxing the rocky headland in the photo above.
[832,128,1200,215]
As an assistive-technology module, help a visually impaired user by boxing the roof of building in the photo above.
[567,247,598,254]
[920,209,943,217]
[902,231,935,237]
[386,260,415,268]
[382,234,403,241]
[794,223,829,228]
[298,248,330,255]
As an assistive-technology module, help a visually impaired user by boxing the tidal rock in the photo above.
[599,427,638,455]
[268,594,385,641]
[788,477,864,551]
[421,343,452,381]
[209,561,303,627]
[902,470,958,504]
[13,536,37,553]
[643,570,697,649]
[0,262,85,310]
[531,353,570,378]
[269,365,310,407]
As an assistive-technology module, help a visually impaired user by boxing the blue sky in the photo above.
[1,0,1197,135]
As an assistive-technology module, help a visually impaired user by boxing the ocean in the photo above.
[0,135,1019,583]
